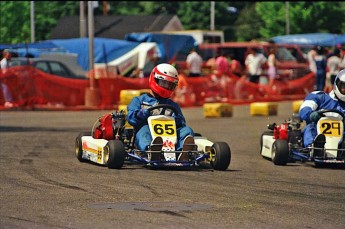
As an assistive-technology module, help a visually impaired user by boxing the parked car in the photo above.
[174,41,310,80]
[9,57,87,79]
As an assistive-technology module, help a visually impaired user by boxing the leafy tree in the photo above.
[235,3,264,41]
[0,1,79,44]
[1,1,344,44]
[256,1,345,37]
[1,1,30,44]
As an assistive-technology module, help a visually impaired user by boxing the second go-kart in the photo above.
[260,109,345,167]
[75,104,231,170]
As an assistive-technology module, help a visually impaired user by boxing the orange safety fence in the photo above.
[0,66,315,109]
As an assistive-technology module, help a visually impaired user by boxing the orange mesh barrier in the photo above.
[1,67,315,109]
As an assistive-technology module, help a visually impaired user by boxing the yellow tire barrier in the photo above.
[203,103,233,118]
[119,89,151,105]
[250,102,278,116]
[292,100,304,113]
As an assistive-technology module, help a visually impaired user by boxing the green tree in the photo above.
[1,1,344,44]
[235,3,264,41]
[0,1,79,44]
[256,1,345,38]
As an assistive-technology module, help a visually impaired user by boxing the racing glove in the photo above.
[309,111,321,123]
[136,108,150,120]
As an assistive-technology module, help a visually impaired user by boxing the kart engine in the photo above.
[93,111,126,140]
[268,114,302,145]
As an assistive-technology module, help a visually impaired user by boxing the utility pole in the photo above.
[88,0,95,87]
[80,1,87,37]
[84,1,101,107]
[30,1,35,42]
[210,1,215,31]
[285,1,290,35]
[103,1,108,16]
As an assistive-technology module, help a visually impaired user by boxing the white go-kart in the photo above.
[76,104,231,170]
[260,109,345,167]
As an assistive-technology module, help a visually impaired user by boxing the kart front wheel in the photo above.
[105,140,126,169]
[272,139,289,166]
[210,142,231,171]
[75,132,91,162]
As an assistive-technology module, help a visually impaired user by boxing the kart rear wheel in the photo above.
[272,139,289,166]
[260,131,273,155]
[105,140,126,169]
[210,142,231,171]
[75,132,91,162]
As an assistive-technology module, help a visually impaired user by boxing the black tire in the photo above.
[210,142,231,171]
[105,140,126,169]
[260,131,273,155]
[272,139,289,166]
[75,132,91,162]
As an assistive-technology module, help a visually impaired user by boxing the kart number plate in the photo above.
[319,120,342,137]
[150,119,177,137]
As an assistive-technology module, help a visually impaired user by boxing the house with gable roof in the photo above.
[50,14,184,40]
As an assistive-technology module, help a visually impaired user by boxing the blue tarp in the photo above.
[271,33,345,47]
[2,38,140,70]
[125,33,197,62]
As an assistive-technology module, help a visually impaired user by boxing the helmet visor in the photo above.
[337,80,345,95]
[155,78,177,90]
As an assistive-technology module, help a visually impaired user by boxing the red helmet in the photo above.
[149,63,179,98]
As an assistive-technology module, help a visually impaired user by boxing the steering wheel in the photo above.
[147,104,179,117]
[318,109,345,122]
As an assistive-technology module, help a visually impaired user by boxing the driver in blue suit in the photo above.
[299,69,345,149]
[126,63,195,160]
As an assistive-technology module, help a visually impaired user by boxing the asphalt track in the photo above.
[0,101,344,229]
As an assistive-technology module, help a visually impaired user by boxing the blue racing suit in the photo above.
[126,93,194,151]
[299,90,345,146]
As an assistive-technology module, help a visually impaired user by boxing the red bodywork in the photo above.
[273,123,289,140]
[93,114,114,140]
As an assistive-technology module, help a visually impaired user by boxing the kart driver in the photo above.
[126,63,195,160]
[299,69,345,152]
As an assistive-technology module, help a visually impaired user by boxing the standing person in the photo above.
[267,47,278,86]
[299,69,345,154]
[0,50,15,108]
[314,46,327,91]
[126,63,195,161]
[307,46,317,73]
[244,48,267,84]
[215,51,230,75]
[327,48,342,85]
[186,48,203,77]
[229,53,243,78]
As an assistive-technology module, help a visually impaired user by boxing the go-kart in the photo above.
[75,104,231,170]
[260,109,345,167]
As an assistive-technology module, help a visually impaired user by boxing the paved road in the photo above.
[1,102,344,229]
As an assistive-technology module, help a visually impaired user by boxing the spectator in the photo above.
[215,51,230,75]
[314,46,327,91]
[229,53,243,78]
[245,48,267,83]
[205,55,216,74]
[186,48,203,77]
[0,50,15,108]
[307,46,317,73]
[267,47,278,87]
[327,48,342,85]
